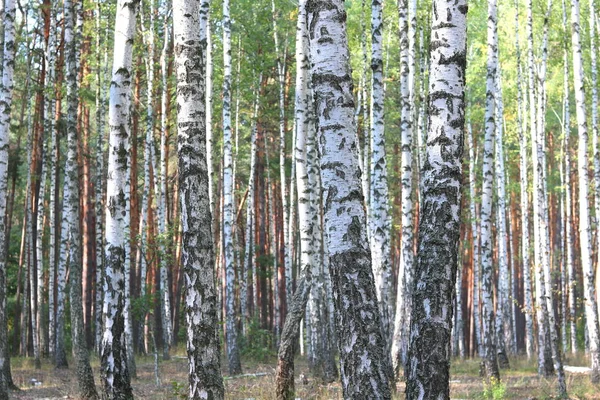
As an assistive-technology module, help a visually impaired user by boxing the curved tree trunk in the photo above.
[173,0,225,397]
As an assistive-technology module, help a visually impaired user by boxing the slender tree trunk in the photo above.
[369,0,391,346]
[62,1,99,396]
[391,0,414,375]
[481,0,501,381]
[561,0,576,354]
[405,0,467,395]
[515,0,534,360]
[159,0,172,360]
[494,66,510,369]
[571,0,600,382]
[222,0,242,376]
[173,0,225,396]
[0,3,17,392]
[102,1,140,398]
[307,1,392,397]
[468,121,483,358]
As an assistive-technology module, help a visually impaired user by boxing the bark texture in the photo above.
[406,0,467,396]
[102,1,139,398]
[173,0,225,397]
[307,1,392,398]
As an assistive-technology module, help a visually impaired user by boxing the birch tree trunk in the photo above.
[94,0,107,355]
[173,0,225,396]
[494,66,510,368]
[159,0,172,360]
[0,1,16,394]
[515,0,534,360]
[62,1,99,396]
[391,0,414,374]
[481,0,501,381]
[571,0,600,382]
[468,121,483,358]
[307,1,392,397]
[590,0,600,305]
[561,0,576,354]
[405,0,467,395]
[102,1,139,398]
[222,0,242,376]
[369,0,391,344]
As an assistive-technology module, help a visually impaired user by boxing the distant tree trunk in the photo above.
[494,66,510,368]
[101,1,139,398]
[405,0,467,395]
[481,0,501,381]
[391,0,414,375]
[94,0,107,356]
[173,0,225,396]
[468,121,483,358]
[515,0,534,360]
[590,0,600,306]
[561,0,576,354]
[0,1,16,394]
[159,0,172,361]
[307,1,392,397]
[571,0,600,382]
[369,0,391,345]
[222,0,242,376]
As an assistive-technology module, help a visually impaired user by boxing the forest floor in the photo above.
[6,350,600,399]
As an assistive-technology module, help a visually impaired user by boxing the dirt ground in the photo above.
[6,354,600,399]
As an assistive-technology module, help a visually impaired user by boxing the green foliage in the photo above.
[482,377,507,400]
[239,317,275,361]
[170,380,187,400]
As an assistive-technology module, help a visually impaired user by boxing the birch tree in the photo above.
[307,1,392,397]
[173,0,225,396]
[369,0,391,342]
[102,1,139,397]
[61,1,99,396]
[222,0,242,376]
[406,0,467,395]
[0,0,16,396]
[515,0,534,360]
[481,0,501,380]
[391,0,414,374]
[571,0,600,382]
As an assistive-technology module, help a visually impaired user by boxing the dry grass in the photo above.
[6,352,600,399]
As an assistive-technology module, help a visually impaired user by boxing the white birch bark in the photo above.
[391,0,413,374]
[206,4,214,218]
[360,0,370,211]
[406,0,467,393]
[101,1,139,397]
[515,0,534,360]
[307,1,392,396]
[222,0,242,375]
[562,0,576,354]
[494,66,510,366]
[94,0,107,355]
[481,0,501,380]
[571,0,600,382]
[590,0,600,316]
[62,2,99,396]
[369,0,391,343]
[173,0,225,395]
[468,120,483,357]
[159,0,173,359]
